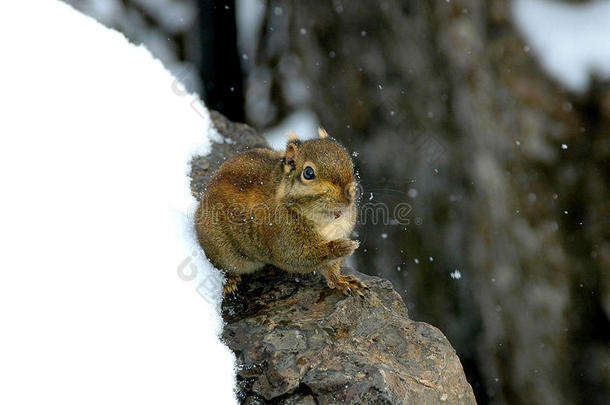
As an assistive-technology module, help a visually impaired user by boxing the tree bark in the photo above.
[249,1,610,404]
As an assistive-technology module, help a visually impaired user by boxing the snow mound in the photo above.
[513,0,610,92]
[0,1,235,404]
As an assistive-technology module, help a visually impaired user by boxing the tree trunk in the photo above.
[248,1,610,404]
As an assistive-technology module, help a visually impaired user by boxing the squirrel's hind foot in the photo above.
[222,272,242,296]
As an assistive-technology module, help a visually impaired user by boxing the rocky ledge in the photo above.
[190,111,476,405]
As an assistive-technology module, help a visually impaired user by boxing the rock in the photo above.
[223,267,476,405]
[191,111,476,405]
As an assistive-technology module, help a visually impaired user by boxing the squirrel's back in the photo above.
[196,147,282,272]
[207,148,281,196]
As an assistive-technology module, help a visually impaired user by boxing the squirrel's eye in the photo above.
[303,166,315,180]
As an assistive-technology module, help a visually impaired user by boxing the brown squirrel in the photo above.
[195,128,367,297]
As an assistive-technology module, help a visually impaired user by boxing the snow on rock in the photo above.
[513,0,610,92]
[0,1,235,404]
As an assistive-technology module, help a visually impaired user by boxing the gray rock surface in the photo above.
[223,267,476,405]
[190,111,476,405]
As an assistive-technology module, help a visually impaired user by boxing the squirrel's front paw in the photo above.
[327,274,368,298]
[328,238,359,258]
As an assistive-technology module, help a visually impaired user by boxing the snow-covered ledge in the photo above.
[1,1,235,403]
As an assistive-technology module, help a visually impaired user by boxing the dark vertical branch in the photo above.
[198,0,245,122]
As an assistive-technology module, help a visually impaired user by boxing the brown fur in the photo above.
[195,130,366,297]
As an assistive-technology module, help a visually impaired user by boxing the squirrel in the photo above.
[195,128,368,297]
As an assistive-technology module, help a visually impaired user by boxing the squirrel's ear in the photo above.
[283,142,298,173]
[318,127,329,139]
[287,132,300,142]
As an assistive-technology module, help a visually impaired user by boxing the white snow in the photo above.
[450,270,462,280]
[513,0,610,92]
[0,1,235,404]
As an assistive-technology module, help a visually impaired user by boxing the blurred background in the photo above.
[63,0,609,403]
